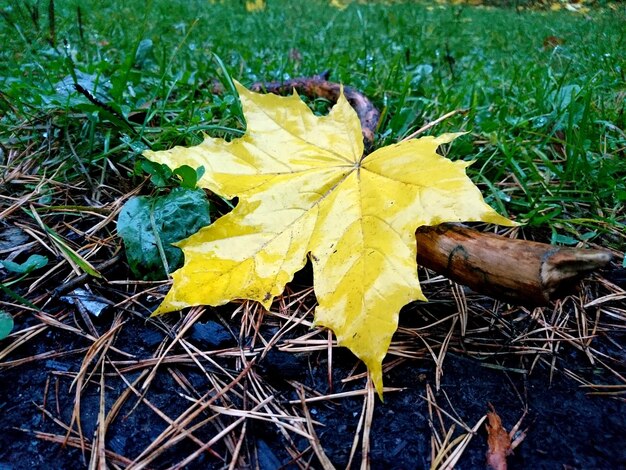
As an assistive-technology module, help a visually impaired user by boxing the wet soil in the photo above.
[1,294,625,470]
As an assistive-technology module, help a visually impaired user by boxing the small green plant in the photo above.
[0,311,13,340]
[138,160,205,189]
[1,254,49,287]
[117,163,211,280]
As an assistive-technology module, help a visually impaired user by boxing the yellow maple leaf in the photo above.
[330,0,351,9]
[245,0,265,12]
[144,82,515,396]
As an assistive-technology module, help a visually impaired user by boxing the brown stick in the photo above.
[415,224,613,305]
[217,75,614,305]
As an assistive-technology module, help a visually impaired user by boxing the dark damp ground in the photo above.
[1,297,625,470]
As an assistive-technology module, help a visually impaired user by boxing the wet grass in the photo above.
[1,0,625,248]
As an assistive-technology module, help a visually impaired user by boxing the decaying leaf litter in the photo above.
[2,0,626,468]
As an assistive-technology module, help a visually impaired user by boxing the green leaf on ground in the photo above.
[1,254,49,274]
[117,188,211,280]
[173,165,205,189]
[0,311,13,340]
[140,160,174,188]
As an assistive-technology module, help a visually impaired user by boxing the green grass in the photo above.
[1,0,625,250]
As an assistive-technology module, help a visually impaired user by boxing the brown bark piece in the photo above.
[415,224,613,305]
